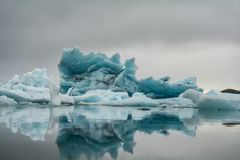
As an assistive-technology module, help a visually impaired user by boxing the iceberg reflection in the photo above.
[56,110,195,160]
[0,105,240,159]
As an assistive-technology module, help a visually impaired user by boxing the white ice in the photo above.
[0,95,17,105]
[0,68,239,110]
[181,89,240,110]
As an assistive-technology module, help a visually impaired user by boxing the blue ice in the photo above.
[58,48,202,98]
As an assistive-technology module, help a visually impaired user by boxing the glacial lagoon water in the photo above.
[0,105,240,160]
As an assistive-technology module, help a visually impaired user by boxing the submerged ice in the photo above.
[0,47,239,110]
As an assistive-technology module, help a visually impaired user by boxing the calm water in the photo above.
[0,105,240,160]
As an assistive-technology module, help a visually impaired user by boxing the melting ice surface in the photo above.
[0,105,240,160]
[0,47,239,110]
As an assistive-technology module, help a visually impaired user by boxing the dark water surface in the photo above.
[0,105,240,160]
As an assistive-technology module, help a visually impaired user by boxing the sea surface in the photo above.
[0,105,240,160]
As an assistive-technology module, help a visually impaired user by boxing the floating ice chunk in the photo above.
[0,68,74,105]
[207,90,240,101]
[74,89,129,103]
[138,76,202,99]
[0,95,17,105]
[0,68,51,104]
[73,89,196,107]
[181,89,240,110]
[0,86,50,104]
[73,89,157,106]
[4,68,49,89]
[73,89,158,106]
[58,48,202,98]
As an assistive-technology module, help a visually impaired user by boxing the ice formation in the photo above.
[0,47,239,110]
[72,89,197,107]
[181,89,240,110]
[0,68,196,107]
[58,48,202,98]
[0,68,50,104]
[0,68,75,105]
[0,66,198,107]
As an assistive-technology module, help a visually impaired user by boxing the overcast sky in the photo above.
[0,0,239,91]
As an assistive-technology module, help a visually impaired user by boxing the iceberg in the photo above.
[58,48,202,98]
[0,68,50,104]
[0,68,74,105]
[181,89,240,110]
[0,67,197,107]
[0,67,196,107]
[0,47,239,110]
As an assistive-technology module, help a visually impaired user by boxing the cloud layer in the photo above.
[0,0,239,90]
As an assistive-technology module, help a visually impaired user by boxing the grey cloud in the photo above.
[1,0,239,49]
[0,0,239,89]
